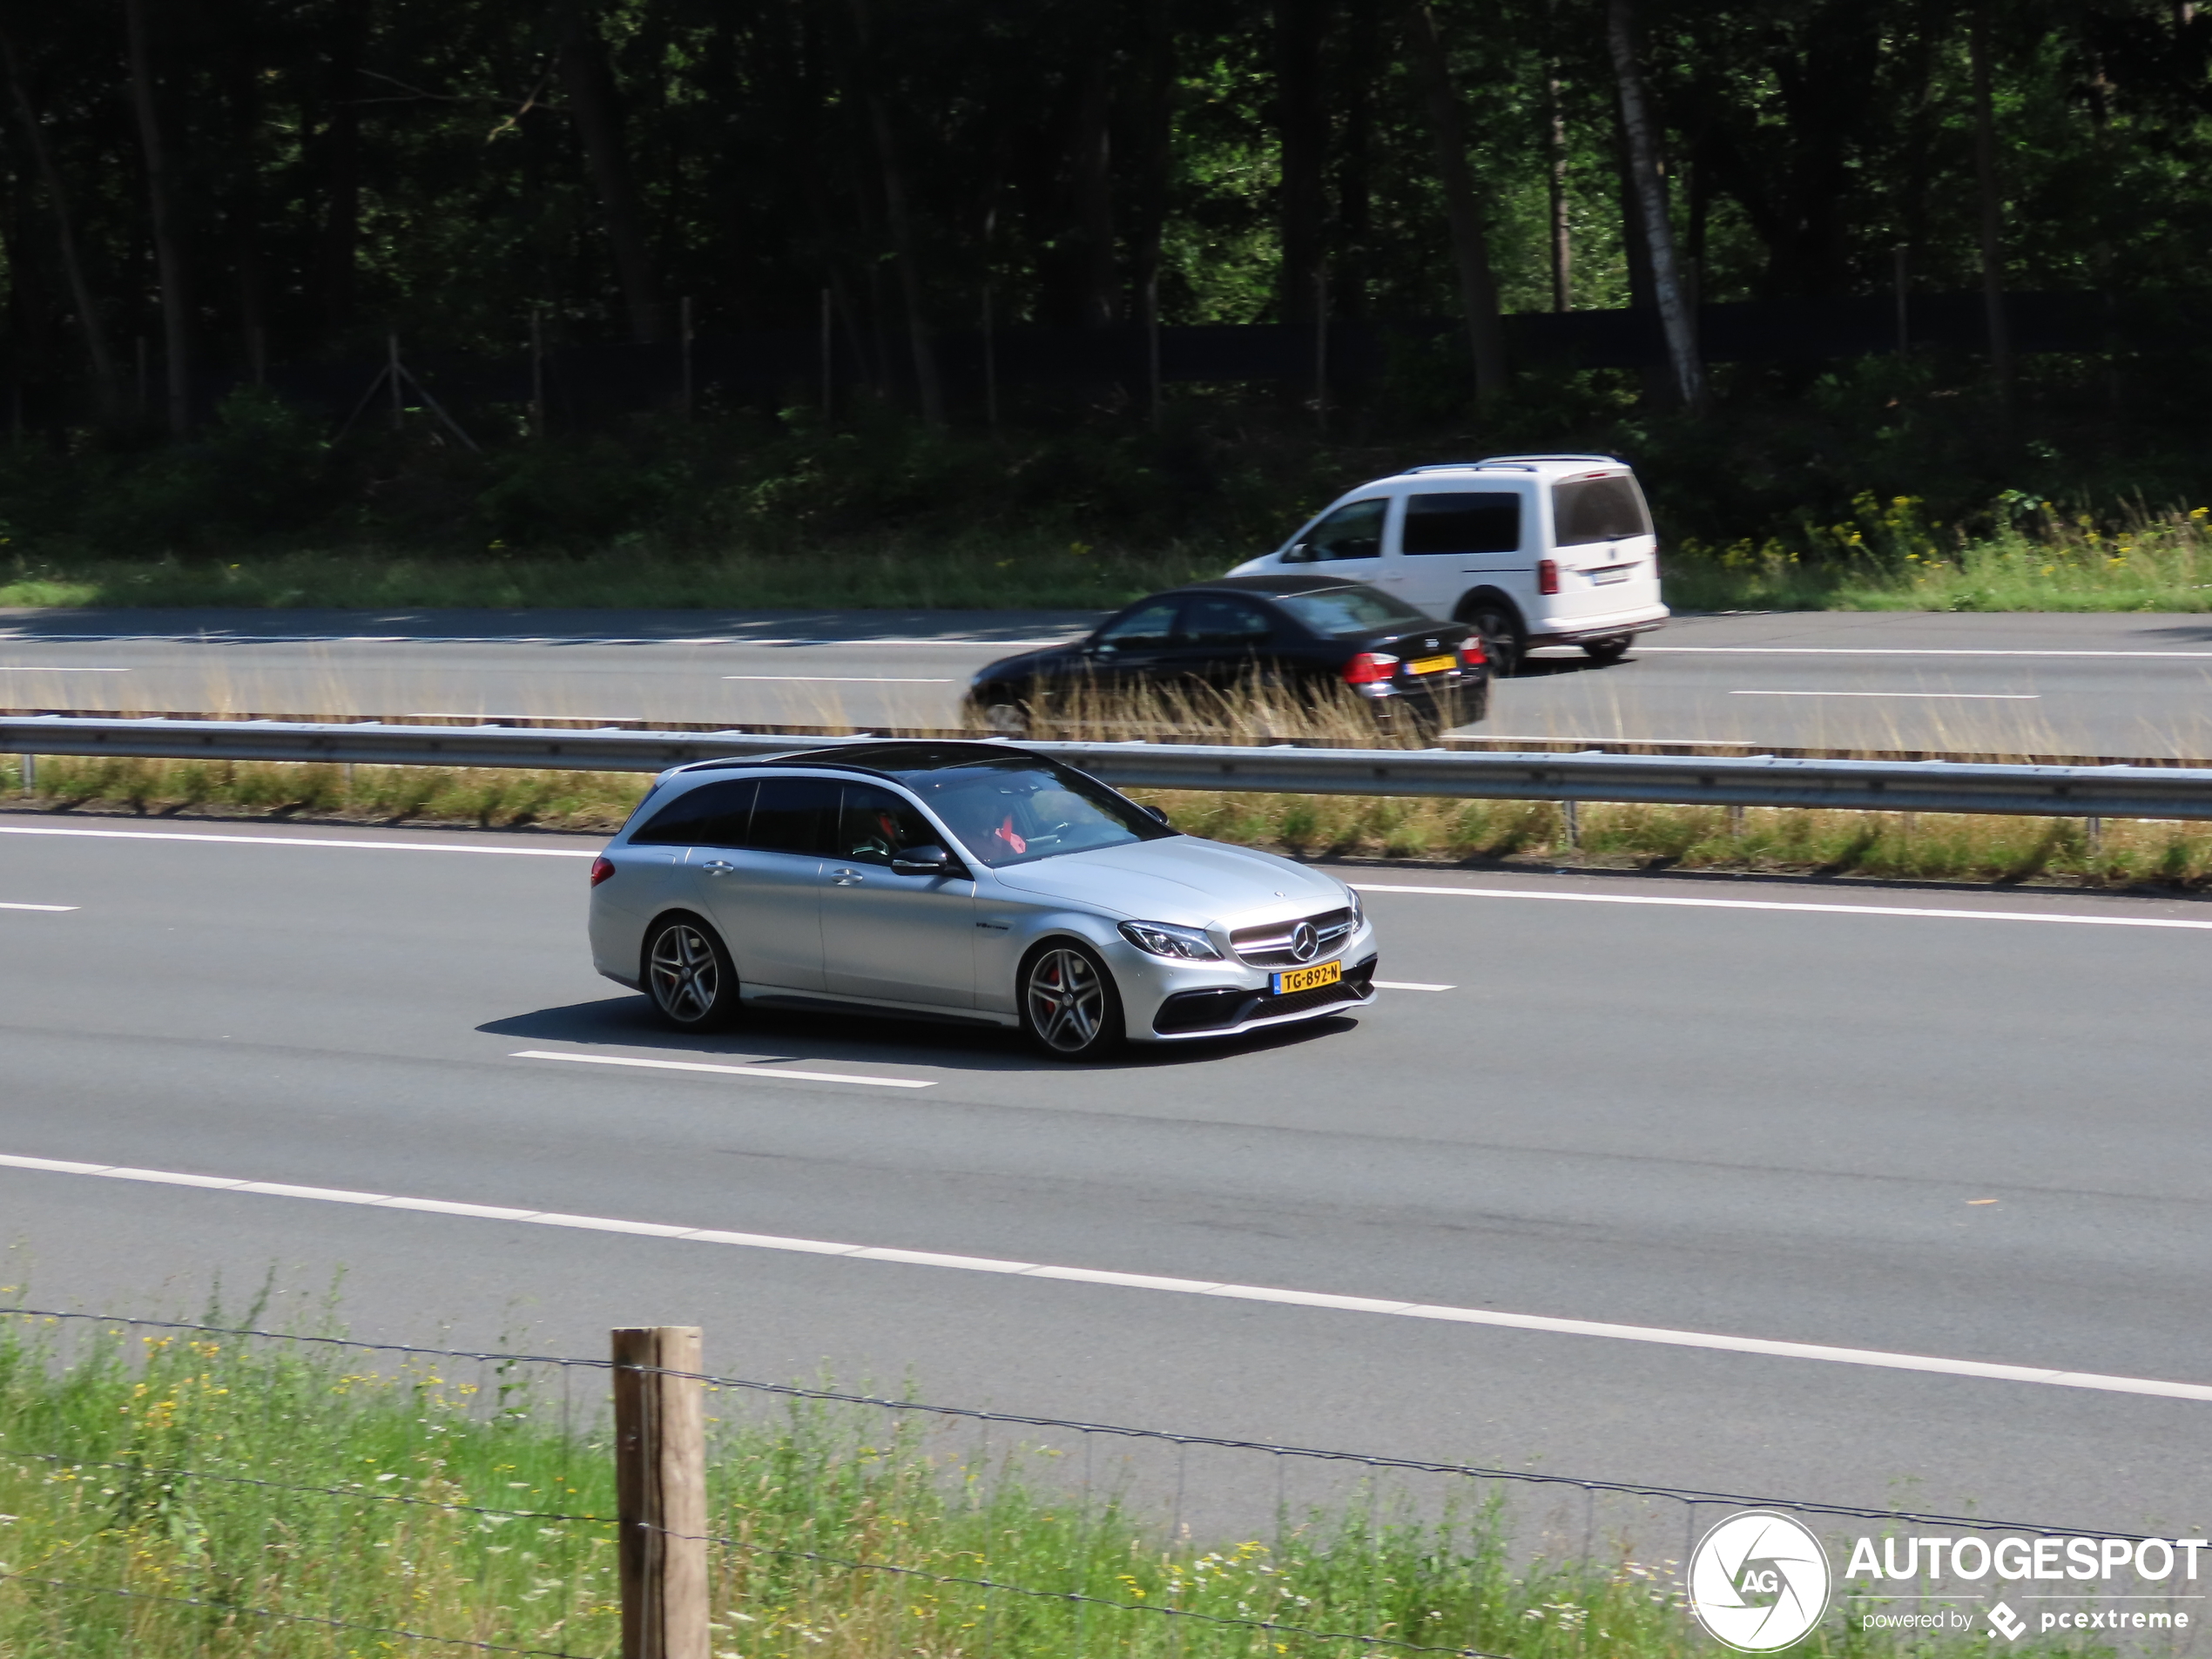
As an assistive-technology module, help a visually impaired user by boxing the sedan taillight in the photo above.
[1458,635,1487,667]
[590,856,615,887]
[1538,558,1560,596]
[1341,652,1400,685]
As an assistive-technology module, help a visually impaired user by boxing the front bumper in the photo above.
[1142,955,1378,1041]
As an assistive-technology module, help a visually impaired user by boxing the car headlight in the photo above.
[1119,921,1223,961]
[1347,888,1364,930]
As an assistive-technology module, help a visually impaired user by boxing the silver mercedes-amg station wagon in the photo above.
[588,740,1378,1058]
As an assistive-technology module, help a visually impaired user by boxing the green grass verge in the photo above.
[8,494,2212,615]
[7,754,2212,890]
[0,1304,2092,1659]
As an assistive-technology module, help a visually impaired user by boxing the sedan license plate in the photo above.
[1271,959,1342,995]
[1591,564,1634,585]
[1407,654,1455,676]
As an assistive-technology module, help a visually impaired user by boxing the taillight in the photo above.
[1538,558,1560,596]
[1458,635,1487,666]
[590,856,615,887]
[1342,651,1400,685]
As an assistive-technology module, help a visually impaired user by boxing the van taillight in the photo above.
[1538,558,1560,595]
[1342,652,1399,685]
[590,856,615,887]
[1459,635,1487,667]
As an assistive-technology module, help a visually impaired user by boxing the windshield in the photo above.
[1273,585,1426,637]
[898,760,1174,868]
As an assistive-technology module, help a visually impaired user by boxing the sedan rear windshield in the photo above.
[1272,585,1426,637]
[895,760,1174,869]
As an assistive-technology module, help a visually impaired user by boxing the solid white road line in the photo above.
[1353,882,2212,931]
[510,1049,934,1089]
[0,1148,2203,1402]
[0,825,595,856]
[1730,690,2040,699]
[1374,980,1455,991]
[410,711,644,722]
[1643,645,2212,659]
[719,675,954,683]
[0,902,77,912]
[0,665,130,671]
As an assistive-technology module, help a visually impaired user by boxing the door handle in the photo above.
[699,860,735,875]
[830,867,865,887]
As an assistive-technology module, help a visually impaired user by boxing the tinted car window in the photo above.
[1096,599,1180,652]
[631,777,758,846]
[1283,497,1386,562]
[1403,491,1521,555]
[832,783,939,867]
[1273,584,1427,637]
[1178,596,1274,647]
[1552,475,1652,546]
[901,760,1174,869]
[748,776,839,853]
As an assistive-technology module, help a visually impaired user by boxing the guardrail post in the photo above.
[1561,797,1580,849]
[614,1325,710,1659]
[2086,815,2103,854]
[17,752,31,796]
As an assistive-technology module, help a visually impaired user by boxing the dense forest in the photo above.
[3,0,2211,571]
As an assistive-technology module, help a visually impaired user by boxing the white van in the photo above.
[1226,455,1668,674]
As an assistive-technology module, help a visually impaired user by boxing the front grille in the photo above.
[1230,907,1353,968]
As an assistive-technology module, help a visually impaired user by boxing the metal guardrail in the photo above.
[8,711,2212,821]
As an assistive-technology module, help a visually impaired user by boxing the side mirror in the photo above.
[892,845,956,874]
[1143,805,1172,827]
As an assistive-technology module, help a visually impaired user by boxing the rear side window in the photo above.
[1178,596,1274,646]
[1551,475,1652,545]
[1403,492,1521,555]
[631,778,758,846]
[748,776,840,853]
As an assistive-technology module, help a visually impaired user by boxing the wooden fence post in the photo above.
[613,1325,710,1659]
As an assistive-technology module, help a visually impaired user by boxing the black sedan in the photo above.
[964,575,1491,738]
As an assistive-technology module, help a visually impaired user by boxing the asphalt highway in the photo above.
[3,811,2207,1543]
[8,606,2212,755]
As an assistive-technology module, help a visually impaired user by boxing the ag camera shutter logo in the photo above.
[1688,1511,1833,1651]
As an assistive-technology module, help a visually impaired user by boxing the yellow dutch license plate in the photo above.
[1272,960,1342,995]
[1408,654,1455,676]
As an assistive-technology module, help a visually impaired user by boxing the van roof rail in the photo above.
[1474,453,1622,466]
[1402,461,1494,473]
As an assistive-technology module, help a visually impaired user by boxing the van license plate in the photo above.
[1407,654,1455,676]
[1272,960,1342,995]
[1592,565,1633,584]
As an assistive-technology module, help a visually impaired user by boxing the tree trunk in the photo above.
[1544,57,1571,311]
[315,0,365,340]
[1968,2,2013,415]
[1128,0,1177,326]
[557,3,662,343]
[0,28,118,419]
[1605,0,1703,410]
[1404,2,1506,404]
[1274,0,1326,328]
[124,0,192,435]
[1068,48,1117,327]
[848,0,943,426]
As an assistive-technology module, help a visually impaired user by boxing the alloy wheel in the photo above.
[1024,946,1109,1055]
[649,921,722,1023]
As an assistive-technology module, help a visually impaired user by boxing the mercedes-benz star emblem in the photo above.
[1289,922,1319,961]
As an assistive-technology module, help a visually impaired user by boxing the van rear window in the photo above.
[1403,492,1521,555]
[1552,475,1652,545]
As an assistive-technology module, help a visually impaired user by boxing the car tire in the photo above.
[643,914,742,1032]
[1460,598,1525,678]
[979,700,1031,738]
[1017,940,1123,1060]
[1581,636,1632,665]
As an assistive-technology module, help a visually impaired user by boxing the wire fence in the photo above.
[0,1305,2198,1659]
